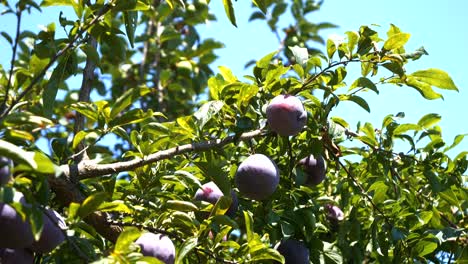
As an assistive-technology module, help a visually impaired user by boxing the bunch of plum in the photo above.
[0,157,67,263]
[193,94,344,264]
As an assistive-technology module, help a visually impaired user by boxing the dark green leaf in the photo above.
[349,77,378,94]
[110,87,151,118]
[252,0,267,14]
[222,0,237,27]
[78,192,108,219]
[175,237,198,264]
[123,11,137,48]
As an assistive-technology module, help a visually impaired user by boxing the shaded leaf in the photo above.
[222,0,237,27]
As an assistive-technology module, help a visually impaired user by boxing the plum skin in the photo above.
[275,239,309,264]
[235,154,280,200]
[325,204,344,223]
[0,248,34,264]
[298,155,326,186]
[194,181,238,217]
[0,198,34,248]
[266,94,307,136]
[29,209,67,253]
[0,157,12,185]
[136,232,175,264]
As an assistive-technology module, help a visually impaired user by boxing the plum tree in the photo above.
[135,232,175,264]
[298,155,327,186]
[0,248,34,264]
[266,94,307,136]
[29,209,66,253]
[0,197,34,248]
[193,181,238,217]
[0,157,12,185]
[275,239,310,264]
[235,154,280,200]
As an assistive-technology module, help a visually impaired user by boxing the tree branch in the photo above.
[73,36,97,163]
[0,9,21,113]
[60,129,267,180]
[0,3,112,120]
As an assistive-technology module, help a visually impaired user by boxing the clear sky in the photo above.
[0,0,467,156]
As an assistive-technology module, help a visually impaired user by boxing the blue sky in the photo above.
[0,0,467,156]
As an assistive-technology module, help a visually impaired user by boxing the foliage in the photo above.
[0,0,466,263]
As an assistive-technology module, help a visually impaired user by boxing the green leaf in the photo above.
[0,140,37,169]
[417,113,441,128]
[222,0,237,27]
[289,45,309,66]
[218,66,237,83]
[69,102,98,121]
[252,0,267,14]
[114,227,141,253]
[413,239,438,257]
[349,77,378,94]
[237,84,259,107]
[410,68,458,91]
[175,237,198,264]
[347,95,370,112]
[165,200,198,212]
[368,181,388,204]
[256,51,278,68]
[110,87,151,118]
[358,122,378,147]
[78,192,108,219]
[405,76,443,100]
[193,100,224,130]
[123,11,138,48]
[326,39,337,59]
[444,134,467,152]
[393,123,421,135]
[40,0,73,7]
[383,33,410,50]
[97,201,132,213]
[109,109,156,127]
[244,211,254,242]
[43,54,69,117]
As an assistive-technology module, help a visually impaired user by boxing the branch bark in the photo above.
[60,129,267,180]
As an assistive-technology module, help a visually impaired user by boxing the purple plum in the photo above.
[235,154,280,200]
[135,232,175,264]
[275,239,309,264]
[194,181,238,217]
[298,155,327,186]
[266,94,307,136]
[0,248,34,264]
[0,202,34,248]
[29,209,67,253]
[325,204,344,226]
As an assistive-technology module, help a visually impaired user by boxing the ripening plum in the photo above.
[275,239,310,264]
[29,209,66,253]
[135,232,175,264]
[235,154,280,200]
[194,181,238,217]
[298,155,326,186]
[0,200,34,248]
[266,94,307,136]
[0,248,34,264]
[325,204,344,223]
[0,157,12,186]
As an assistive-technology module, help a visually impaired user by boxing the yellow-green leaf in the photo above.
[410,68,458,91]
[383,33,410,50]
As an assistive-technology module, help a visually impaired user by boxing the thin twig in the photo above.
[0,3,113,120]
[0,9,22,113]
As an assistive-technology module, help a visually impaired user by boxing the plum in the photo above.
[325,204,344,227]
[29,209,67,253]
[194,181,238,217]
[298,155,327,186]
[275,239,309,264]
[235,154,280,200]
[0,202,34,248]
[266,94,307,136]
[0,248,34,264]
[0,157,12,186]
[135,232,175,264]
